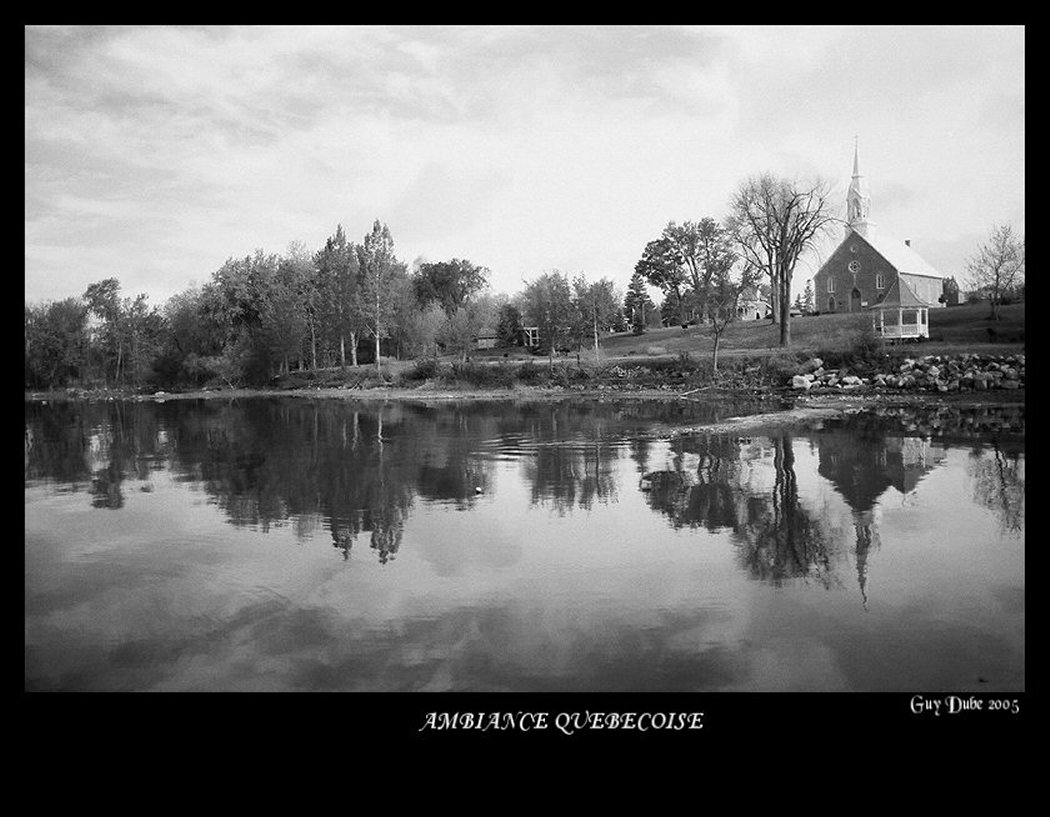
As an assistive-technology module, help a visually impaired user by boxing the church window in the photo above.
[850,245,857,253]
[876,272,885,289]
[827,278,835,293]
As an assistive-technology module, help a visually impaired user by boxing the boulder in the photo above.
[791,374,814,390]
[801,357,824,374]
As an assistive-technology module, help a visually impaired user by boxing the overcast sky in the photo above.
[25,25,1025,306]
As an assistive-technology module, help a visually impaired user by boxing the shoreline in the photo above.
[26,385,1024,439]
[25,383,1026,404]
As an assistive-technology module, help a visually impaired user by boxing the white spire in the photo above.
[846,137,874,238]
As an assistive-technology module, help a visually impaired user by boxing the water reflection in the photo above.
[637,403,1024,605]
[24,397,1025,691]
[25,398,759,564]
[25,399,1025,577]
[642,435,839,588]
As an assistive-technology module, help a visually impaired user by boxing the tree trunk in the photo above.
[779,270,792,347]
[712,330,721,372]
[770,269,781,325]
[350,332,358,367]
[310,324,317,370]
[340,335,346,369]
[375,289,382,373]
[593,314,600,362]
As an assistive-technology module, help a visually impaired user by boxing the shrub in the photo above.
[548,365,571,388]
[569,365,593,383]
[517,360,543,385]
[445,361,518,388]
[405,357,441,382]
[756,351,803,383]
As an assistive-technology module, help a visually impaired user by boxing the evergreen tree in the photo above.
[624,272,656,335]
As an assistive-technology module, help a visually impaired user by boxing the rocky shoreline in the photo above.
[789,352,1025,393]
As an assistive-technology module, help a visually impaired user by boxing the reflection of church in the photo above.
[816,431,947,605]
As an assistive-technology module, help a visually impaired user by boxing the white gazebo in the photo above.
[867,277,932,340]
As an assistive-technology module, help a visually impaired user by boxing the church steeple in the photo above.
[846,137,875,238]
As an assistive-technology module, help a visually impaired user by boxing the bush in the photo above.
[756,351,803,383]
[405,357,442,382]
[445,361,518,388]
[807,324,894,376]
[517,360,543,385]
[569,366,593,384]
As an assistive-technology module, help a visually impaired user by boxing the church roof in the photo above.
[861,232,943,279]
[867,275,932,308]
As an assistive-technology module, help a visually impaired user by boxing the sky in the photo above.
[25,25,1025,307]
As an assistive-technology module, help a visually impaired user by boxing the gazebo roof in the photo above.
[867,276,933,309]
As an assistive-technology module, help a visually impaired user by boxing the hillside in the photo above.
[592,301,1025,361]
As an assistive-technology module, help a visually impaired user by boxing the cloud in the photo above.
[24,25,1025,305]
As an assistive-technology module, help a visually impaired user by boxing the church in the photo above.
[812,143,946,314]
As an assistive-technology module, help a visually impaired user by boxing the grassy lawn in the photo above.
[279,302,1024,388]
[595,301,1025,362]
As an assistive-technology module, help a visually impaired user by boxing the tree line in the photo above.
[25,219,628,390]
[29,173,1019,391]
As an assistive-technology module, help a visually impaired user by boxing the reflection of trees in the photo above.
[29,398,1022,572]
[736,436,837,587]
[173,402,425,564]
[30,397,763,560]
[642,435,740,529]
[968,443,1025,535]
[642,434,839,588]
[24,400,169,509]
[831,404,1024,448]
[523,440,618,514]
[25,401,94,486]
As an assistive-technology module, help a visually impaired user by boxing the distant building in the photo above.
[475,331,499,350]
[736,286,772,320]
[812,142,946,315]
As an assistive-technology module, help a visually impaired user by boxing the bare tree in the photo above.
[729,174,836,347]
[967,224,1025,321]
[706,262,760,372]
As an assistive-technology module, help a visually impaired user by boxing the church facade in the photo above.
[813,143,946,314]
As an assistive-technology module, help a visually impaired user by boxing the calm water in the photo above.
[25,397,1024,692]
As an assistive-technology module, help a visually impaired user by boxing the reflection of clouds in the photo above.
[25,399,1025,691]
[416,516,523,578]
[738,592,1024,692]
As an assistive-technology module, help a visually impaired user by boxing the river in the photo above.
[24,397,1024,692]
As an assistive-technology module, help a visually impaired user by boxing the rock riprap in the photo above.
[788,354,1025,392]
